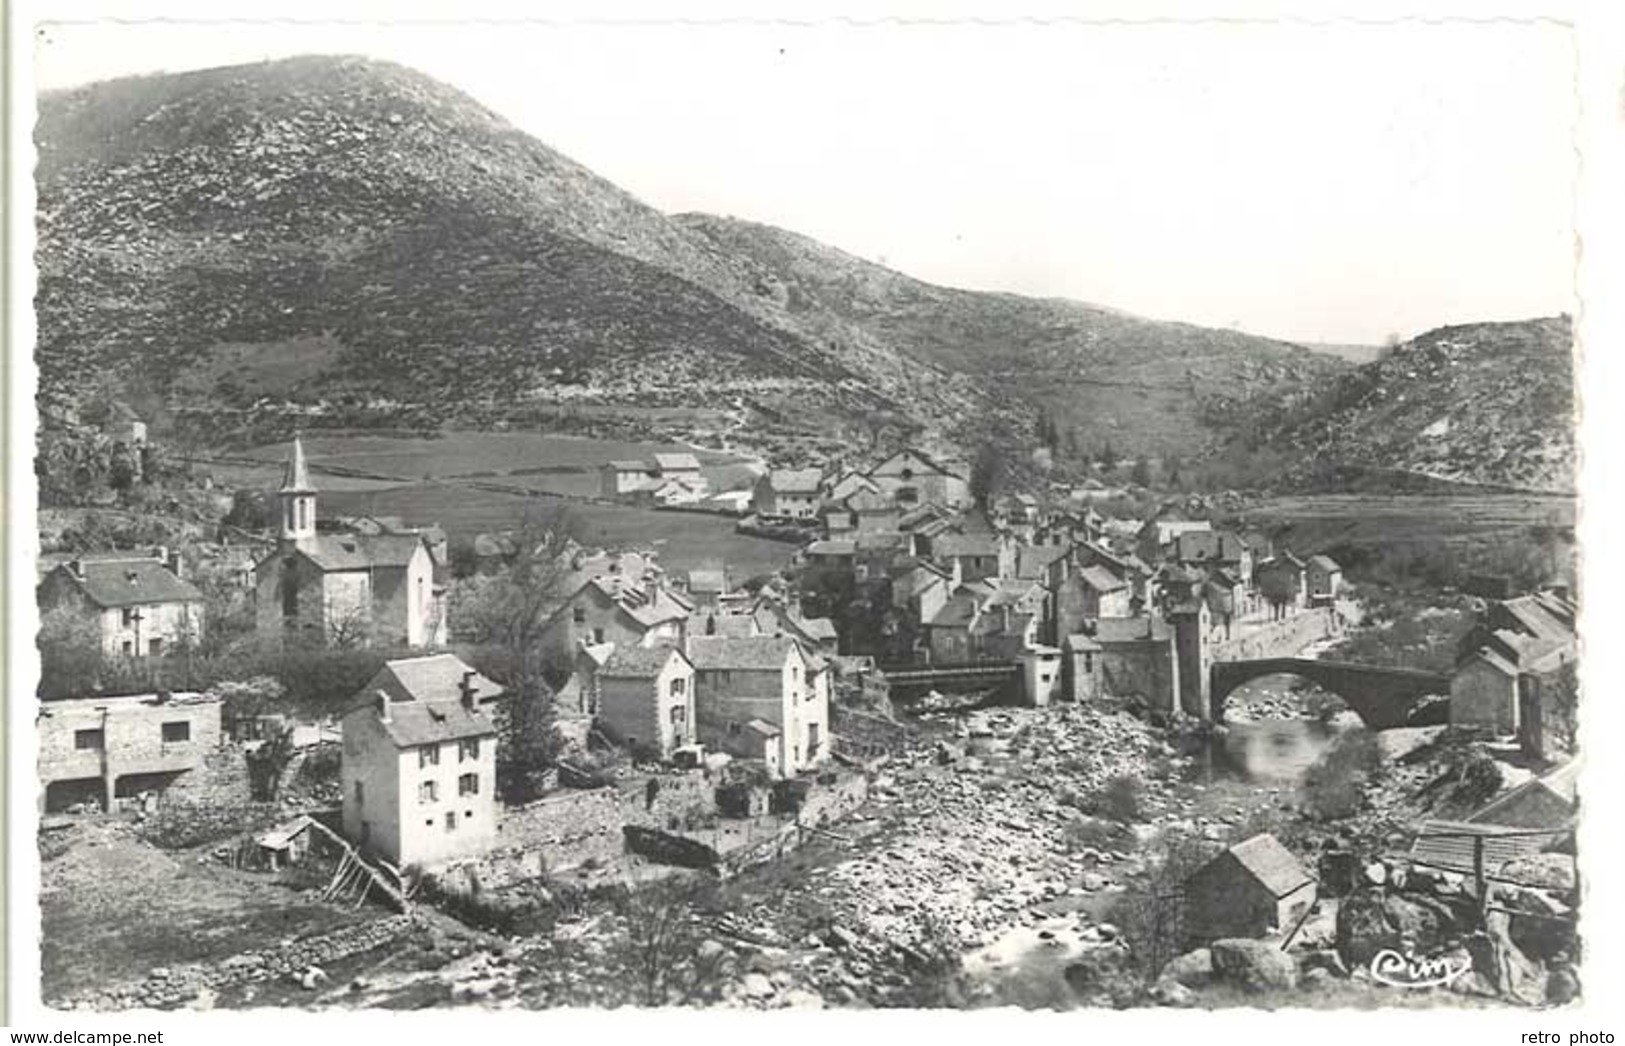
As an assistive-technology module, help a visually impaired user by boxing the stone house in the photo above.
[846,489,902,534]
[1054,564,1133,639]
[38,691,223,812]
[933,534,1009,584]
[652,453,703,483]
[600,459,658,499]
[254,439,444,648]
[1137,515,1213,565]
[1181,834,1317,943]
[687,635,830,777]
[681,568,728,610]
[38,550,204,659]
[752,468,824,519]
[1089,615,1180,712]
[538,573,693,669]
[1173,529,1252,580]
[823,467,882,504]
[594,645,696,760]
[865,449,972,510]
[1450,591,1577,738]
[341,669,498,870]
[1306,554,1343,605]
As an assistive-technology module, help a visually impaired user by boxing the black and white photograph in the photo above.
[6,0,1619,1028]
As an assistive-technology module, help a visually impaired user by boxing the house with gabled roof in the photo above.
[1254,551,1308,620]
[254,439,444,649]
[1306,554,1343,605]
[865,448,972,510]
[1181,834,1317,943]
[341,652,499,868]
[1450,590,1578,739]
[538,570,694,668]
[38,548,205,658]
[753,468,824,519]
[594,644,696,759]
[686,635,829,776]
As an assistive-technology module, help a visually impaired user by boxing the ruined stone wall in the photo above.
[832,707,911,756]
[165,743,253,806]
[1209,607,1338,664]
[495,787,625,872]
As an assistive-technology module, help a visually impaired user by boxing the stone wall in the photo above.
[1209,607,1338,664]
[495,788,625,873]
[58,914,419,1011]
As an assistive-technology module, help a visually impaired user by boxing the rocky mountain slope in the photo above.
[679,214,1342,458]
[1229,317,1576,493]
[36,55,1338,463]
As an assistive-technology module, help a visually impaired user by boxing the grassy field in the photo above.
[197,430,788,577]
[319,483,793,579]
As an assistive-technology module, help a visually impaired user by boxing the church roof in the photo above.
[279,436,316,494]
[293,533,425,572]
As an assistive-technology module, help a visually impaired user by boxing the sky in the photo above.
[30,16,1579,346]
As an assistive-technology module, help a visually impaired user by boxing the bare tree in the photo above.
[608,871,727,1006]
[455,505,582,802]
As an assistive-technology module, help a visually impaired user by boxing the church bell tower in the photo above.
[278,435,318,544]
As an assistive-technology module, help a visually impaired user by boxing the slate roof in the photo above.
[1224,834,1314,897]
[49,558,203,609]
[846,489,896,513]
[1078,565,1127,592]
[792,615,838,641]
[1016,543,1070,579]
[686,635,800,671]
[295,533,425,572]
[653,453,702,472]
[279,436,315,493]
[935,535,1001,558]
[928,592,981,629]
[805,540,857,557]
[1308,554,1342,572]
[867,448,969,483]
[1468,761,1580,830]
[368,698,498,748]
[745,718,782,739]
[705,615,761,639]
[608,459,651,471]
[363,655,503,707]
[1174,530,1246,563]
[1064,634,1103,652]
[767,469,824,495]
[601,644,689,679]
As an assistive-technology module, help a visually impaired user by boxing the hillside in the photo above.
[38,54,1338,464]
[1229,317,1576,493]
[678,214,1344,459]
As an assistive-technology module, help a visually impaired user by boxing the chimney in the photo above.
[459,670,478,712]
[376,690,393,723]
[166,548,183,578]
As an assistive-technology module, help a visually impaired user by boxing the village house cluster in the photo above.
[35,433,1577,889]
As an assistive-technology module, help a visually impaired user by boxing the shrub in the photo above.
[1099,774,1149,823]
[1300,730,1381,820]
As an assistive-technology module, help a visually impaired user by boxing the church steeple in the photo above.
[278,435,318,543]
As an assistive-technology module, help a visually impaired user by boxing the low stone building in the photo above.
[1181,833,1317,943]
[38,691,224,811]
[594,644,696,760]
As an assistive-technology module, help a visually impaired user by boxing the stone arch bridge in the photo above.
[1209,658,1452,730]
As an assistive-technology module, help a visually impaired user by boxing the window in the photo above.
[419,744,440,768]
[728,721,742,736]
[419,781,438,805]
[445,811,458,832]
[670,706,687,726]
[121,640,133,656]
[670,677,686,697]
[161,720,190,743]
[458,739,480,762]
[148,637,164,656]
[808,723,821,757]
[354,781,365,806]
[74,728,104,751]
[573,607,587,625]
[592,627,606,644]
[793,746,801,764]
[465,810,474,821]
[121,608,137,628]
[1084,652,1095,674]
[458,772,479,797]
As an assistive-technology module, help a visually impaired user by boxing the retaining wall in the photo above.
[1209,607,1339,664]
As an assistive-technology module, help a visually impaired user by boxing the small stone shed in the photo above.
[1181,833,1318,943]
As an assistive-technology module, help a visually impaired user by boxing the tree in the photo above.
[456,506,582,802]
[1099,440,1119,473]
[1130,456,1153,488]
[37,604,107,699]
[607,872,727,1005]
[970,441,1007,509]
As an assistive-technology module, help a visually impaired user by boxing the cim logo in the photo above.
[1369,948,1471,989]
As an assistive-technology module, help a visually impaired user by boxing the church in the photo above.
[254,438,447,649]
